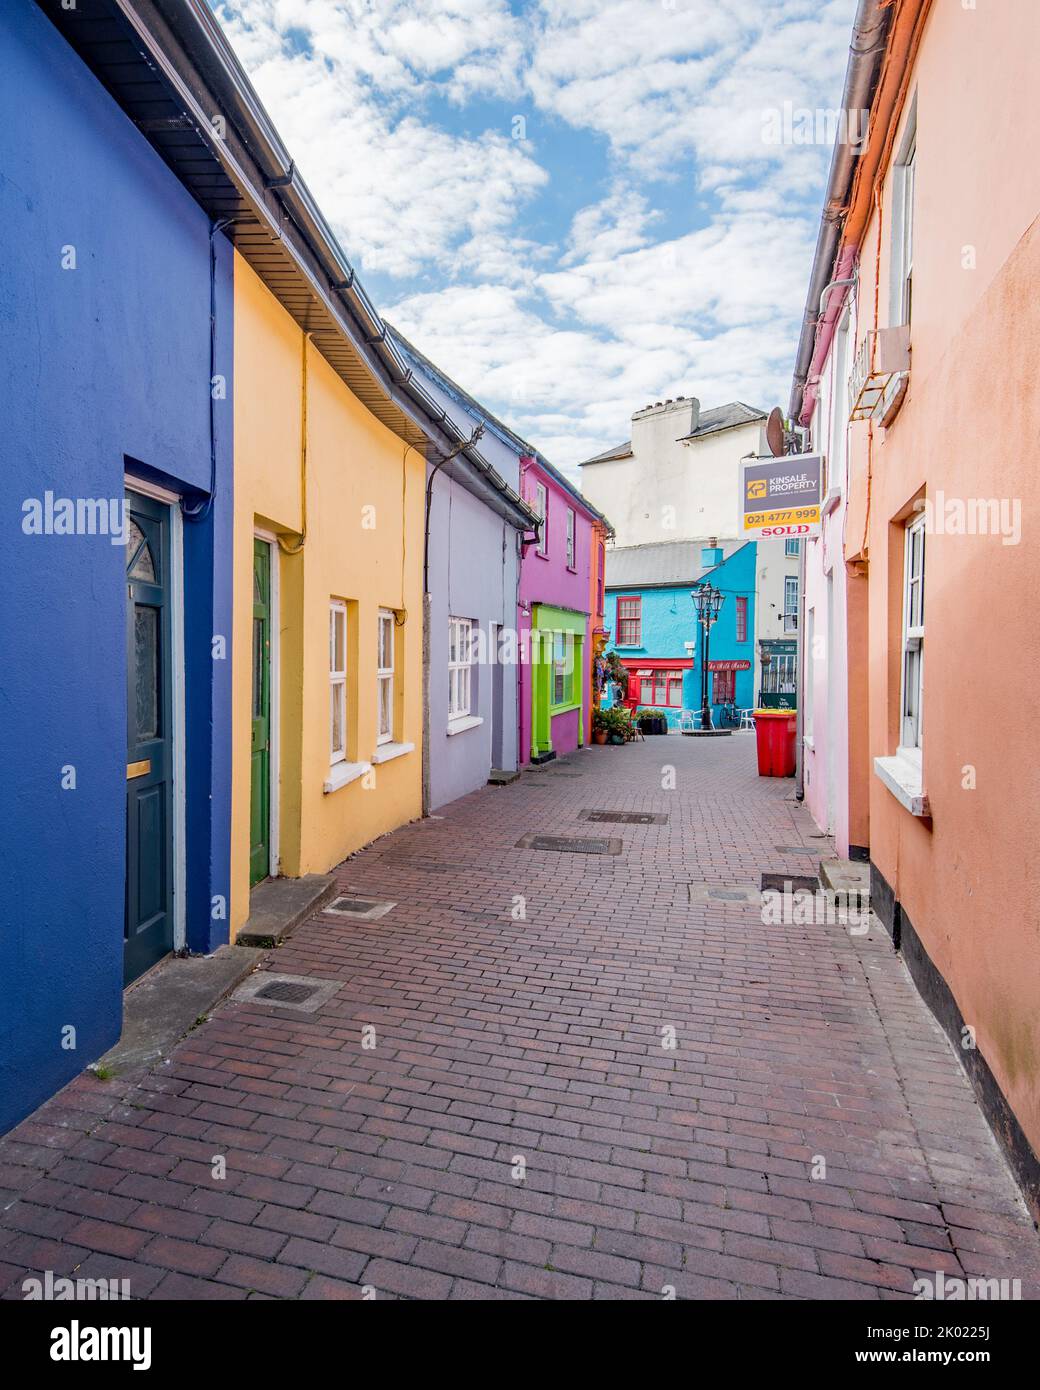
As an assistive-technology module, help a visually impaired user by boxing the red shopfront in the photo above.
[619,657,694,711]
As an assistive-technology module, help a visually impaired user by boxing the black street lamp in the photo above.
[692,582,725,730]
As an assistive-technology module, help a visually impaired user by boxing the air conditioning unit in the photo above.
[849,326,910,424]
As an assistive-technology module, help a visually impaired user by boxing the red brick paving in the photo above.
[1,735,1038,1299]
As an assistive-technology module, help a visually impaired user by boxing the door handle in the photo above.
[127,759,151,779]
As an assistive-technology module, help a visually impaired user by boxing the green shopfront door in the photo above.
[249,538,271,886]
[124,491,175,985]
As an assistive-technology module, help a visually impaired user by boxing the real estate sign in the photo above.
[740,454,823,537]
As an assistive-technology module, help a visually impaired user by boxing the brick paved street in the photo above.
[1,735,1037,1301]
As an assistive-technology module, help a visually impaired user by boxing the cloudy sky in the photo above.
[213,0,857,475]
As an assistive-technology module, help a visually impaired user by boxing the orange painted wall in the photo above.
[855,0,1040,1158]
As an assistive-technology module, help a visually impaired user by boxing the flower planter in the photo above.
[639,714,668,736]
[593,729,608,745]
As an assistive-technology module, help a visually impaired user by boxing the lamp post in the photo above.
[692,582,725,730]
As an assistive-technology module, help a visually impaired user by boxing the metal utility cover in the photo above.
[517,833,622,855]
[233,972,341,1014]
[760,873,819,893]
[324,896,396,921]
[774,845,816,855]
[687,882,760,905]
[257,980,318,1004]
[582,810,668,826]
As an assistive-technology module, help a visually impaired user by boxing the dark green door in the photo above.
[250,539,271,886]
[125,491,174,985]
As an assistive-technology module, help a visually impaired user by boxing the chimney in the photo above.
[630,396,699,456]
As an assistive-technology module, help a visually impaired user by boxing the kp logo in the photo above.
[746,480,767,499]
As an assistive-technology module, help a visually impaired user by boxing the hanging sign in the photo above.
[740,454,823,537]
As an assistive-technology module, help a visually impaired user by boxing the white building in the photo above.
[579,395,801,706]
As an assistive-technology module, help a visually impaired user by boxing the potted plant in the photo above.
[638,707,668,735]
[597,706,633,745]
[591,709,610,744]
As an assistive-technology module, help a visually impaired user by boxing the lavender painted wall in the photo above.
[392,336,528,810]
[426,466,522,808]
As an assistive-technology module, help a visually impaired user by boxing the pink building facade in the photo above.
[518,454,608,764]
[790,0,1040,1217]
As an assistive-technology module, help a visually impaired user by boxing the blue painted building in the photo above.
[604,540,757,728]
[0,0,234,1132]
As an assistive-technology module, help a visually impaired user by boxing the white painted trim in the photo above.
[254,529,280,877]
[447,714,484,737]
[874,754,930,817]
[126,480,187,953]
[371,740,414,765]
[324,760,368,794]
[123,474,182,506]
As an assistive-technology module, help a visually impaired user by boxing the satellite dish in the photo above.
[766,407,786,457]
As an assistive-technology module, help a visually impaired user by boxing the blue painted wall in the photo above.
[605,543,757,727]
[0,0,233,1132]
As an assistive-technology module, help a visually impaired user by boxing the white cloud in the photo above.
[213,0,858,469]
[216,0,545,277]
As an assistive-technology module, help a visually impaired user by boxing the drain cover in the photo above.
[517,833,622,855]
[582,810,668,826]
[257,980,318,1004]
[233,972,342,1014]
[324,896,396,921]
[708,889,750,901]
[774,845,816,855]
[760,872,819,893]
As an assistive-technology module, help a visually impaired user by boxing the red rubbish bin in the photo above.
[754,709,797,777]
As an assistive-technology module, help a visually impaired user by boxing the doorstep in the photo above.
[236,873,338,949]
[487,767,521,786]
[819,857,871,896]
[96,944,265,1077]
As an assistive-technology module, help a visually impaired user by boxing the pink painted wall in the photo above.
[849,0,1040,1173]
[518,456,597,762]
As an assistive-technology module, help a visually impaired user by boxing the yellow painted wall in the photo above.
[230,253,425,936]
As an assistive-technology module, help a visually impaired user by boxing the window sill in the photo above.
[549,700,581,718]
[324,760,368,795]
[874,753,930,817]
[371,740,415,765]
[447,714,483,737]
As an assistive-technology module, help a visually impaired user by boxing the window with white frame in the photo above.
[566,507,576,570]
[329,600,347,764]
[785,538,800,557]
[377,609,395,744]
[892,104,917,328]
[616,595,641,646]
[552,631,573,707]
[534,482,548,556]
[638,669,683,707]
[448,617,473,721]
[784,575,799,633]
[900,512,925,756]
